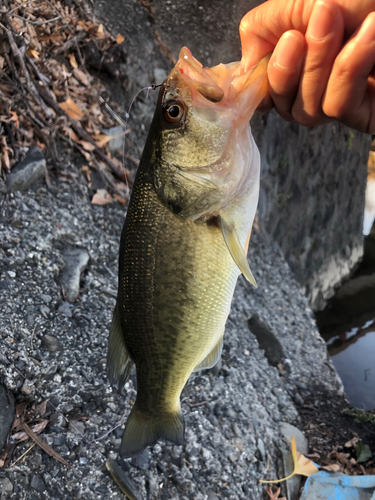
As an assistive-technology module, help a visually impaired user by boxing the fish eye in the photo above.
[164,101,184,123]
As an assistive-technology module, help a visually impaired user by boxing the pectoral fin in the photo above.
[219,216,257,288]
[107,305,134,391]
[193,331,224,372]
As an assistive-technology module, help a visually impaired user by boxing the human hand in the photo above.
[240,0,375,133]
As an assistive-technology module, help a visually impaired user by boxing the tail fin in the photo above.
[120,402,184,458]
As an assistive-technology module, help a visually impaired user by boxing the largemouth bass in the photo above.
[108,47,269,458]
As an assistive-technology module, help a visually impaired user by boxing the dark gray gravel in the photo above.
[0,166,342,499]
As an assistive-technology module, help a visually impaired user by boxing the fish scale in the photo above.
[120,168,238,415]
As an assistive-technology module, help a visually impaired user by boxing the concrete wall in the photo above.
[92,0,370,309]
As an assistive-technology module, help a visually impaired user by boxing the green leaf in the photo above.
[355,441,372,463]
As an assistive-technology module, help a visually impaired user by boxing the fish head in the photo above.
[151,47,269,221]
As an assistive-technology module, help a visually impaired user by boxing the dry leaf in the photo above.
[34,400,49,418]
[38,33,61,42]
[323,464,341,472]
[73,68,89,86]
[260,437,319,484]
[92,189,114,205]
[116,34,125,44]
[59,98,84,121]
[21,419,70,468]
[93,134,111,148]
[265,486,286,500]
[1,136,10,171]
[9,109,19,128]
[114,194,128,205]
[79,140,96,151]
[27,48,39,59]
[97,24,104,38]
[69,54,78,69]
[13,419,49,442]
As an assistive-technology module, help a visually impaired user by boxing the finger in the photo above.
[323,12,375,133]
[292,0,344,126]
[265,30,305,120]
[239,0,309,71]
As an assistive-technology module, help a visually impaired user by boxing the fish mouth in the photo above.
[162,47,270,120]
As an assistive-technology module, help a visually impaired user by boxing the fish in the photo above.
[107,46,269,458]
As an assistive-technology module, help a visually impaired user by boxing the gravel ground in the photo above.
[0,166,342,499]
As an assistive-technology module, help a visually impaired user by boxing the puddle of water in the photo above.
[317,171,375,410]
[325,321,375,410]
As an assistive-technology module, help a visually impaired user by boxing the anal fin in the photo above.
[193,331,224,372]
[107,305,134,391]
[219,216,257,287]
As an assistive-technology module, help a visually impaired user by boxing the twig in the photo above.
[55,30,87,55]
[34,80,128,180]
[11,14,61,25]
[43,0,84,65]
[8,443,36,468]
[189,400,209,408]
[2,22,53,118]
[7,0,36,16]
[100,289,117,299]
[25,54,50,85]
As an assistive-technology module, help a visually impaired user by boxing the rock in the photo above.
[206,490,218,500]
[30,475,46,493]
[280,422,308,455]
[257,438,266,461]
[279,448,301,500]
[0,477,13,495]
[41,294,52,304]
[60,247,89,302]
[53,435,66,447]
[58,301,72,318]
[41,335,63,352]
[6,147,46,192]
[40,305,50,317]
[0,385,15,454]
[102,125,125,155]
[131,448,150,470]
[248,315,284,367]
[69,421,85,436]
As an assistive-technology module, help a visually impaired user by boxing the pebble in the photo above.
[60,247,89,303]
[6,147,46,192]
[206,490,218,500]
[40,305,50,317]
[280,422,308,455]
[7,271,16,278]
[131,448,150,470]
[0,477,13,494]
[30,475,46,493]
[41,335,63,352]
[58,301,72,318]
[41,294,52,304]
[257,438,266,461]
[69,421,85,436]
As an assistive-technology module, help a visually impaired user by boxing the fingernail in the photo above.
[307,0,336,40]
[357,12,375,44]
[274,32,304,70]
